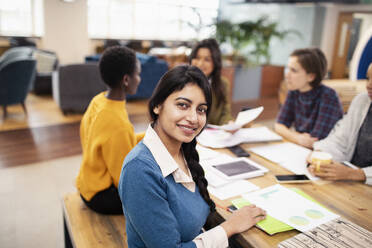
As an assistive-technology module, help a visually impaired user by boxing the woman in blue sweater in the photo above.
[119,65,266,248]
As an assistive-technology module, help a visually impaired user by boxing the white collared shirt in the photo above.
[143,125,229,248]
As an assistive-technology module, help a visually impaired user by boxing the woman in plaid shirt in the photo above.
[275,48,343,148]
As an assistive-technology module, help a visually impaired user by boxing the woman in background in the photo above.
[275,48,343,148]
[308,63,372,185]
[119,65,266,247]
[189,38,233,125]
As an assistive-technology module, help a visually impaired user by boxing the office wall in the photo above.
[41,0,91,64]
[218,1,320,66]
[219,1,372,67]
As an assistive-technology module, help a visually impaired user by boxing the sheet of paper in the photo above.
[208,180,259,200]
[231,188,325,235]
[203,167,230,187]
[196,144,222,161]
[243,184,339,232]
[197,127,282,148]
[238,126,282,143]
[235,106,264,126]
[250,142,318,180]
[207,106,264,131]
[197,129,239,148]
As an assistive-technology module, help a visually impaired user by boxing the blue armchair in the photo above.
[85,52,168,100]
[0,47,34,65]
[0,56,37,118]
[127,53,168,100]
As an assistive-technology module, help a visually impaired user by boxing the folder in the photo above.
[231,188,324,235]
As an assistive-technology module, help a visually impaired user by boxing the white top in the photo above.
[313,93,372,185]
[143,125,229,248]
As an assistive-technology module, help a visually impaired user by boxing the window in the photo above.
[87,0,219,40]
[0,0,44,37]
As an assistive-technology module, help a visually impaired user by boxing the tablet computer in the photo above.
[211,158,268,180]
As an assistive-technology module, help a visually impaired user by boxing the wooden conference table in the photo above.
[211,141,372,248]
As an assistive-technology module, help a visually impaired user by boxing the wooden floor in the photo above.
[0,93,279,169]
[0,122,81,169]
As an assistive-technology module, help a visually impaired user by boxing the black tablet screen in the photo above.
[213,160,259,177]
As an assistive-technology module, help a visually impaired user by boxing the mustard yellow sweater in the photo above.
[76,92,144,201]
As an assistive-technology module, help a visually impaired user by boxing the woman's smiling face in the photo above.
[153,83,208,148]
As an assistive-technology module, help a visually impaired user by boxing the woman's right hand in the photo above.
[220,204,266,237]
[296,132,318,148]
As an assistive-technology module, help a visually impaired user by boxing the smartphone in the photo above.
[275,174,310,183]
[228,145,250,157]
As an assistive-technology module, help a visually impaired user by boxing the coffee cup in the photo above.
[310,151,332,172]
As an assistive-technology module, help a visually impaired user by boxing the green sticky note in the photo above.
[231,188,322,235]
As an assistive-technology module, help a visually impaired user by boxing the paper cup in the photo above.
[311,151,332,172]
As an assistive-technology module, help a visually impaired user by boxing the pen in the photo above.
[215,203,234,213]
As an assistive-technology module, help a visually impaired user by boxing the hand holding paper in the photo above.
[207,106,264,131]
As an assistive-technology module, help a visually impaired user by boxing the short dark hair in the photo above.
[290,48,327,88]
[189,38,227,107]
[148,65,212,123]
[99,45,137,88]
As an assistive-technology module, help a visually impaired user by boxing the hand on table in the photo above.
[296,132,318,148]
[221,204,266,237]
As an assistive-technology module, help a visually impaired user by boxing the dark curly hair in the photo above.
[189,38,227,108]
[290,47,328,88]
[149,65,219,228]
[99,45,137,88]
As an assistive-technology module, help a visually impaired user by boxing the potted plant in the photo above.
[214,17,300,100]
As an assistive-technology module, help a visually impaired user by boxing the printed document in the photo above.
[243,184,339,232]
[207,106,264,131]
[197,126,282,148]
[250,142,318,180]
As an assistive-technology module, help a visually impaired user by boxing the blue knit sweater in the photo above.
[119,141,210,248]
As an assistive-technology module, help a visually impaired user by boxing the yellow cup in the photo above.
[310,151,332,172]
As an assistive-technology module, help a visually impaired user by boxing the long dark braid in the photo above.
[182,139,222,229]
[182,140,215,212]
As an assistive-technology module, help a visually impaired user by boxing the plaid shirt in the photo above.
[277,84,343,139]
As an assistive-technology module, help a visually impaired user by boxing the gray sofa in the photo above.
[52,63,106,114]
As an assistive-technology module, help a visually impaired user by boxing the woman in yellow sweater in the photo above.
[76,46,144,214]
[189,38,233,125]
